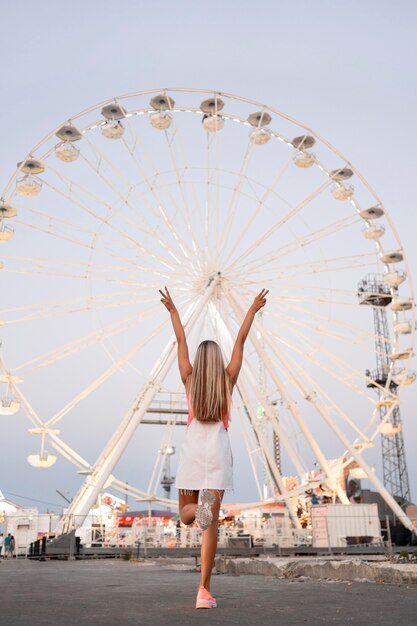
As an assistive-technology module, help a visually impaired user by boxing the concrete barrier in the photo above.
[215,556,417,585]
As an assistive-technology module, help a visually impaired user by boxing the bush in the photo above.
[123,550,132,561]
[399,549,409,560]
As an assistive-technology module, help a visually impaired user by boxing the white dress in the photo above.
[175,417,234,492]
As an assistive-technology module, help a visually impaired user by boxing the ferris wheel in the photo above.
[0,88,415,533]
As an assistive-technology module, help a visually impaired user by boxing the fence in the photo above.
[2,505,416,559]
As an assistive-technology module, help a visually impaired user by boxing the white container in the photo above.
[311,504,381,548]
[4,509,59,555]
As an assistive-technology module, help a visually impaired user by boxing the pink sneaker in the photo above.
[195,585,217,609]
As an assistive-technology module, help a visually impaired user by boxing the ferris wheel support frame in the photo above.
[238,299,416,534]
[57,277,217,532]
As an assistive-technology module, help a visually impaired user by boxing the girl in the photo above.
[159,286,268,609]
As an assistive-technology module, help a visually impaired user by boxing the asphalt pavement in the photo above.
[0,558,416,625]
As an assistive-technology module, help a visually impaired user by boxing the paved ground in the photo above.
[0,558,416,625]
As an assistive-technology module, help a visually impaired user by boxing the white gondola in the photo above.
[250,128,271,144]
[200,97,225,114]
[380,250,403,263]
[247,111,272,126]
[0,223,14,242]
[329,167,354,181]
[392,369,416,385]
[16,175,42,196]
[101,103,126,120]
[394,321,413,335]
[376,398,399,408]
[384,271,406,287]
[18,158,45,175]
[359,206,384,219]
[353,440,374,450]
[0,398,20,415]
[149,112,172,130]
[150,94,175,111]
[101,120,125,139]
[389,349,414,360]
[390,299,414,312]
[55,124,82,142]
[27,451,57,468]
[0,201,17,219]
[362,225,385,240]
[202,114,224,132]
[55,142,80,162]
[291,134,316,149]
[331,183,354,200]
[294,151,316,168]
[379,423,401,436]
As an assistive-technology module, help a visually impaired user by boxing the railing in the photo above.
[5,510,415,559]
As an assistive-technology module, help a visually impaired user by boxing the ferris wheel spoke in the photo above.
[223,154,294,266]
[269,312,390,354]
[0,253,179,282]
[11,304,165,375]
[0,251,169,277]
[14,202,98,237]
[268,294,361,308]
[48,434,92,471]
[109,477,154,500]
[1,263,177,284]
[236,405,265,500]
[164,109,207,263]
[230,213,359,277]
[226,178,332,273]
[0,286,160,318]
[118,128,200,269]
[261,325,372,440]
[1,294,159,325]
[266,302,382,345]
[217,142,254,263]
[12,205,166,271]
[44,318,170,428]
[44,162,188,272]
[266,323,393,405]
[236,252,377,281]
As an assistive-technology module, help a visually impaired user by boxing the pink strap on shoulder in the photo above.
[187,396,193,427]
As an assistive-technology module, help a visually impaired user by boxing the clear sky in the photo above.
[1,0,416,513]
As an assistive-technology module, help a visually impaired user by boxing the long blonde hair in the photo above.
[186,340,231,423]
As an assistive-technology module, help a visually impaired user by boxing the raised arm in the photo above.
[159,287,192,384]
[226,289,268,384]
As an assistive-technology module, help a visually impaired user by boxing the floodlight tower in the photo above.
[358,274,410,502]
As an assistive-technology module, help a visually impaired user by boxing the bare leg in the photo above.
[199,490,224,592]
[178,490,199,525]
